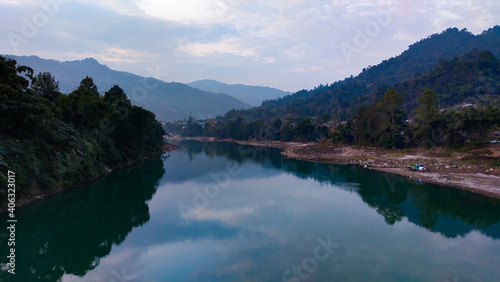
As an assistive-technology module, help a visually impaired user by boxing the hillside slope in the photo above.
[220,26,500,122]
[0,56,165,201]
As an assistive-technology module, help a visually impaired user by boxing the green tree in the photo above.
[416,89,439,122]
[77,76,99,96]
[351,104,385,145]
[377,89,407,148]
[270,118,282,140]
[32,72,60,101]
[295,118,315,141]
[413,89,440,147]
[104,85,129,104]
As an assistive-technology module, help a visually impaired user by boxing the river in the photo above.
[1,141,500,281]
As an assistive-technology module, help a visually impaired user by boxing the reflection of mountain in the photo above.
[178,141,500,240]
[0,158,165,281]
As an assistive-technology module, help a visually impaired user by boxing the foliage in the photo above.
[214,27,500,125]
[32,72,60,101]
[0,56,165,200]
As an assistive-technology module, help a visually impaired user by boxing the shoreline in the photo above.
[172,136,500,199]
[0,144,177,213]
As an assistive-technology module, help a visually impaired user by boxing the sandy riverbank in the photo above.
[171,136,500,199]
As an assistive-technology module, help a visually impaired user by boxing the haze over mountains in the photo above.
[187,79,290,106]
[4,55,252,121]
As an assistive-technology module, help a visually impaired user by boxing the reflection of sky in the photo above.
[159,149,284,184]
[63,146,500,281]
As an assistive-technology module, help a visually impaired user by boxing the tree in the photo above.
[351,104,385,145]
[184,117,203,137]
[295,118,315,141]
[413,89,440,147]
[104,85,129,104]
[377,89,407,148]
[77,76,99,96]
[416,89,439,122]
[31,72,60,101]
[270,118,282,140]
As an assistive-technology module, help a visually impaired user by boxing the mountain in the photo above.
[355,26,500,86]
[187,79,291,107]
[218,26,500,122]
[3,55,251,121]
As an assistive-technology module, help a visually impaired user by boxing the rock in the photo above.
[445,165,451,169]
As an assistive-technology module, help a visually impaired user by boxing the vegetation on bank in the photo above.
[0,56,165,201]
[166,49,500,149]
[167,88,499,149]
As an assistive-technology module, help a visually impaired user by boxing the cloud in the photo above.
[181,206,257,225]
[178,37,256,57]
[1,0,499,91]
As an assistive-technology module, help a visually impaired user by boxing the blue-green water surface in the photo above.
[1,141,500,281]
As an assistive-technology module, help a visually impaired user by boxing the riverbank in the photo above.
[0,144,177,213]
[171,136,500,199]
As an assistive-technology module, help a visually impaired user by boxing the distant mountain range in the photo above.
[187,79,290,107]
[220,26,500,122]
[4,55,251,121]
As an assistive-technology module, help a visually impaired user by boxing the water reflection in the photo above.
[178,141,500,239]
[0,158,165,281]
[2,141,500,281]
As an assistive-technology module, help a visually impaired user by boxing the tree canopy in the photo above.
[0,56,165,200]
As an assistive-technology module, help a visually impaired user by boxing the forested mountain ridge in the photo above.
[3,55,251,121]
[0,56,166,202]
[172,29,500,148]
[356,26,500,86]
[187,79,290,106]
[218,26,500,123]
[186,51,500,148]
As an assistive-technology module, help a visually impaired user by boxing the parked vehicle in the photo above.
[408,163,427,172]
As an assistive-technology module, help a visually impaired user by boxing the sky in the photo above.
[0,0,499,92]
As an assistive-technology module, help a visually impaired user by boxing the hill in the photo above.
[218,26,500,123]
[187,79,290,107]
[0,56,166,201]
[3,55,251,121]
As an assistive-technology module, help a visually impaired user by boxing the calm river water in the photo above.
[1,141,500,281]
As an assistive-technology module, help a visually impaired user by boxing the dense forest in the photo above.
[0,56,165,201]
[168,88,499,149]
[213,27,500,124]
[167,49,500,148]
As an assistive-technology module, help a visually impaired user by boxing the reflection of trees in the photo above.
[336,165,500,238]
[0,158,164,281]
[179,141,500,239]
[407,187,500,238]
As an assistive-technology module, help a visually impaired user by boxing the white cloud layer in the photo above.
[0,0,499,91]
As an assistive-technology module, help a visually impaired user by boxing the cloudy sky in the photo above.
[1,0,499,92]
